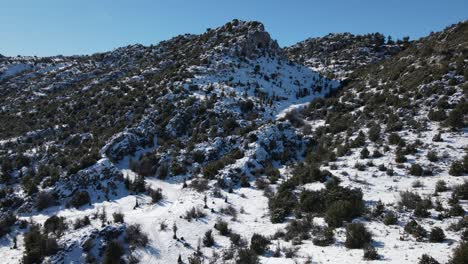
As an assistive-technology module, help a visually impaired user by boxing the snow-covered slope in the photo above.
[0,19,467,264]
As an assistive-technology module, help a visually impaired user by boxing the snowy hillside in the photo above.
[0,19,467,264]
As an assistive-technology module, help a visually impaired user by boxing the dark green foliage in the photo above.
[102,240,124,264]
[345,223,372,249]
[449,242,468,264]
[268,181,297,223]
[446,102,467,129]
[35,191,58,211]
[426,151,439,162]
[419,254,440,264]
[73,216,90,229]
[383,211,398,225]
[203,230,215,247]
[388,133,402,145]
[299,185,364,227]
[399,191,422,209]
[363,246,380,260]
[0,213,16,237]
[68,191,90,208]
[23,225,59,264]
[368,125,381,142]
[450,161,465,176]
[351,131,366,148]
[429,227,445,242]
[125,224,149,248]
[312,227,335,247]
[250,233,270,255]
[44,215,68,237]
[148,188,163,203]
[292,163,329,184]
[409,163,423,176]
[113,212,124,223]
[453,181,468,200]
[435,180,448,193]
[428,109,447,122]
[404,220,427,239]
[214,219,230,236]
[236,248,259,264]
[360,147,369,159]
[449,204,465,217]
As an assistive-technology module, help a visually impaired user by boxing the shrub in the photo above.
[399,191,421,209]
[345,223,372,249]
[23,225,59,264]
[44,215,68,237]
[360,148,370,159]
[326,200,358,228]
[404,220,426,239]
[0,213,16,237]
[449,204,465,217]
[148,188,163,203]
[236,248,259,264]
[414,202,431,218]
[184,207,206,222]
[73,216,90,229]
[427,151,439,162]
[435,180,448,193]
[69,191,90,208]
[229,233,247,247]
[35,191,57,211]
[449,242,468,264]
[113,212,124,223]
[383,211,398,225]
[388,133,402,145]
[449,161,465,176]
[410,164,423,176]
[250,233,270,255]
[429,227,445,242]
[102,240,124,264]
[125,224,149,248]
[203,230,215,247]
[363,246,380,260]
[214,219,230,236]
[312,227,334,246]
[419,254,440,264]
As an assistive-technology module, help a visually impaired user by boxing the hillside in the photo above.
[0,20,467,264]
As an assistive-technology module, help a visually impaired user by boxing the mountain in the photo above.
[0,20,467,264]
[285,32,407,79]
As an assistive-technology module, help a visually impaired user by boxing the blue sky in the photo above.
[1,0,467,56]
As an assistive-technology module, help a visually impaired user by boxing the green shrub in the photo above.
[112,212,124,223]
[383,211,398,225]
[214,219,230,236]
[23,225,59,264]
[404,220,426,239]
[450,161,465,176]
[236,248,259,264]
[125,224,149,248]
[69,191,90,208]
[429,227,445,242]
[203,230,215,247]
[102,240,124,264]
[410,164,424,176]
[419,254,440,264]
[345,223,372,249]
[449,242,468,264]
[250,233,270,255]
[44,215,68,237]
[363,246,380,260]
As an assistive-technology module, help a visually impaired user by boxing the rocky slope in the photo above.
[285,32,407,79]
